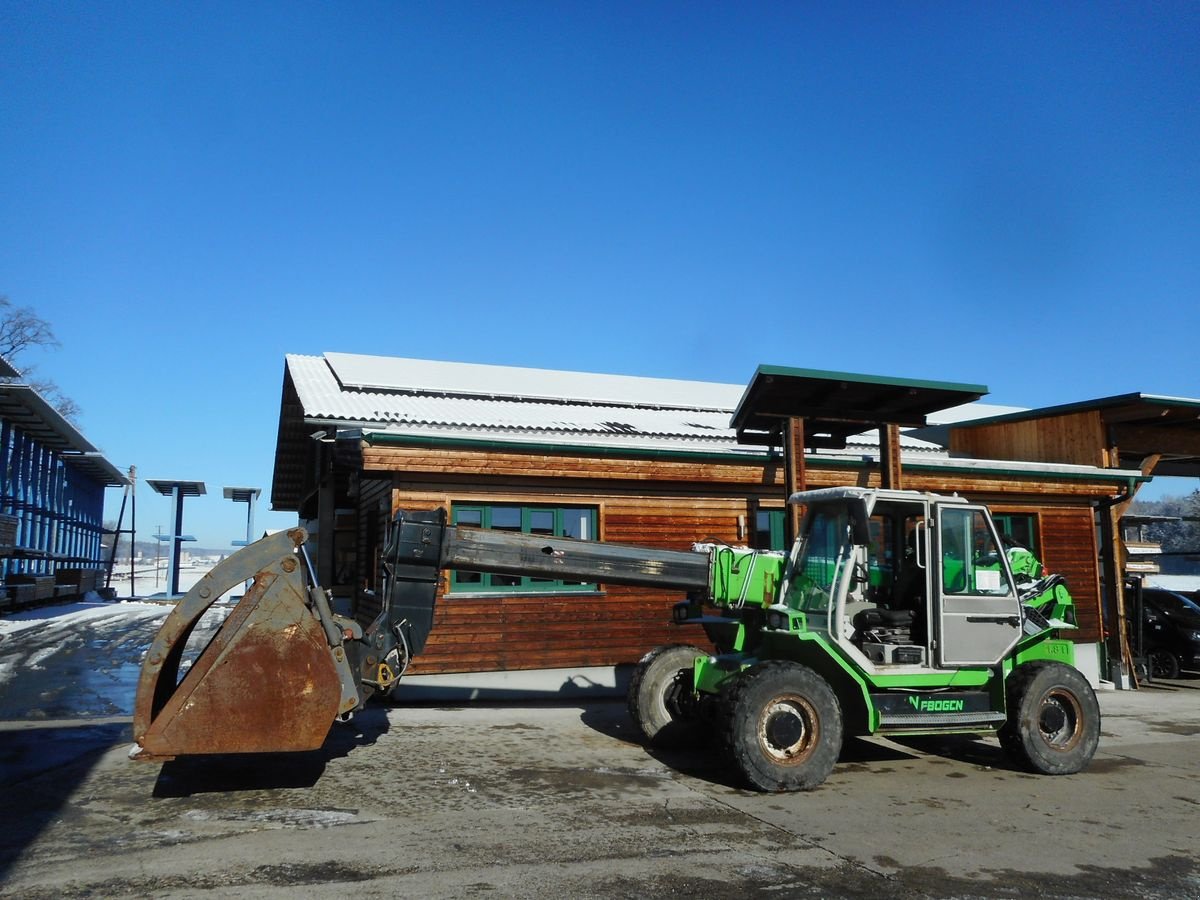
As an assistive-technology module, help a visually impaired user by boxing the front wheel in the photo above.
[721,661,843,792]
[999,661,1100,775]
[627,644,704,747]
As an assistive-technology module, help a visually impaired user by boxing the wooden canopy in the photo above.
[731,365,989,535]
[731,365,988,449]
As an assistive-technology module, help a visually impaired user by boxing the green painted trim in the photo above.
[952,393,1200,429]
[1014,632,1077,667]
[363,431,1149,485]
[865,669,993,689]
[752,364,989,397]
[364,430,778,464]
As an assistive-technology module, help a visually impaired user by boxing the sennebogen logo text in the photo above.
[908,695,965,713]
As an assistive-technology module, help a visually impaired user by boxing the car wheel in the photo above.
[1147,648,1181,680]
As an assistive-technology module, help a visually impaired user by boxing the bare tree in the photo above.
[0,295,81,423]
[0,299,59,359]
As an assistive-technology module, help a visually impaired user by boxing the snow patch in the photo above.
[184,808,358,828]
[0,601,167,639]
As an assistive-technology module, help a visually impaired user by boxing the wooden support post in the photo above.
[1103,454,1162,688]
[880,423,902,490]
[783,417,807,545]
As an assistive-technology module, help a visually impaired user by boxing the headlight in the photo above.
[767,610,786,631]
[1188,631,1200,642]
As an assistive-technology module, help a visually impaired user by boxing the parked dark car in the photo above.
[1129,587,1200,679]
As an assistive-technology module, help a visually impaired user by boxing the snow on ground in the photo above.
[0,570,236,718]
[0,598,167,639]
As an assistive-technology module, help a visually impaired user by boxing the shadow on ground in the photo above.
[0,720,129,880]
[577,698,1029,790]
[151,705,392,797]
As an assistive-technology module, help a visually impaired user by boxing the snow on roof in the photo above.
[287,353,947,456]
[924,402,1029,425]
[323,351,747,410]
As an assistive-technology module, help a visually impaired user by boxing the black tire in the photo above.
[999,661,1100,775]
[1147,648,1181,680]
[627,644,704,747]
[720,660,843,792]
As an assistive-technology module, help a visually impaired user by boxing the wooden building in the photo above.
[271,352,1168,694]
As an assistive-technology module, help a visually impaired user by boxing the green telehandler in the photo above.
[626,486,1096,791]
[132,486,1098,793]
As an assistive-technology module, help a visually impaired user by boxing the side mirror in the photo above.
[848,498,871,546]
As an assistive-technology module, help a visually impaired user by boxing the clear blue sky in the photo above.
[2,3,1198,545]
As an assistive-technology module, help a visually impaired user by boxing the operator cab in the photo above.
[780,488,1024,671]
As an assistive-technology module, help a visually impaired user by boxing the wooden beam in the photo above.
[1112,423,1200,458]
[783,417,806,544]
[880,423,902,490]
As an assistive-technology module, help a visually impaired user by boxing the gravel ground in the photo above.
[1,601,1198,898]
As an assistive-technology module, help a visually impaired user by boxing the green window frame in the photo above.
[754,509,786,551]
[992,513,1040,556]
[449,503,599,593]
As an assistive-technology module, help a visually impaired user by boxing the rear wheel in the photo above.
[721,661,843,792]
[999,661,1100,775]
[1147,648,1181,680]
[627,644,704,747]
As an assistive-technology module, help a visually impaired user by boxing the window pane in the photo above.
[941,508,1012,596]
[562,509,590,541]
[530,510,554,535]
[789,508,845,612]
[755,511,772,549]
[456,509,482,527]
[491,507,521,531]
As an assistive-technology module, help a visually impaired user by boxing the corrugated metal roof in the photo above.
[325,351,747,410]
[0,383,96,453]
[287,354,947,455]
[0,384,128,486]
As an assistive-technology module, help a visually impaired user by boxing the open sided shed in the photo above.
[0,382,128,608]
[948,394,1200,684]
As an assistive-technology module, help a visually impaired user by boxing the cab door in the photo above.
[933,504,1022,667]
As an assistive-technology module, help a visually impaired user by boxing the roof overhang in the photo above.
[731,365,988,448]
[0,383,128,486]
[62,452,130,487]
[0,383,96,452]
[956,394,1200,478]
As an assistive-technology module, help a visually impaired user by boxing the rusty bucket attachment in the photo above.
[131,528,363,761]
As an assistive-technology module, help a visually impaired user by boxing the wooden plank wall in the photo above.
[1037,508,1103,643]
[950,411,1108,468]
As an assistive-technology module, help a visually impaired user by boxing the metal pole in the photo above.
[166,485,182,597]
[129,466,137,596]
